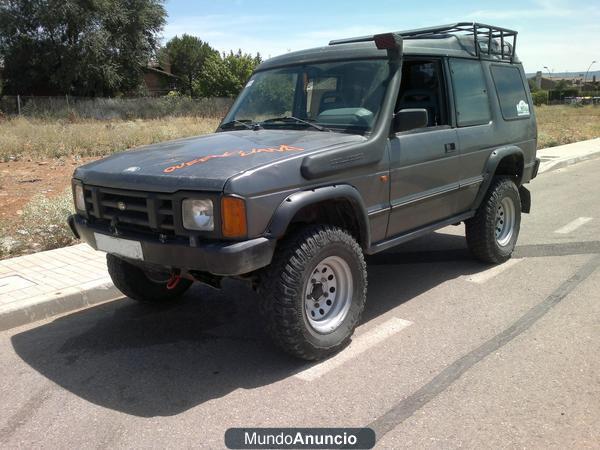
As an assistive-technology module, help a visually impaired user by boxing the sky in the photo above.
[164,0,600,75]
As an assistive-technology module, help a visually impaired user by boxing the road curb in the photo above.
[0,278,121,332]
[539,151,600,174]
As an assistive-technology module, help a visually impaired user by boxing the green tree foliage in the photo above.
[194,50,262,97]
[236,71,296,117]
[160,34,217,96]
[553,79,571,93]
[547,80,577,102]
[0,0,166,96]
[527,79,538,92]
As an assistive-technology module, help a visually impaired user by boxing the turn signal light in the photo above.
[221,197,247,238]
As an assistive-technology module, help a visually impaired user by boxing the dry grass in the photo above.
[536,105,600,148]
[0,116,220,161]
[0,106,597,162]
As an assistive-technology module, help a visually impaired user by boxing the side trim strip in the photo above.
[391,183,460,210]
[459,175,484,189]
[368,208,390,218]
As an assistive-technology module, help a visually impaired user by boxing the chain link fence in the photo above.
[0,95,235,119]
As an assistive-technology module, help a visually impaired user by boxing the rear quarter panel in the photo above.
[457,60,537,196]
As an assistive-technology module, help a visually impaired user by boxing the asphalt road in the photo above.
[1,158,599,449]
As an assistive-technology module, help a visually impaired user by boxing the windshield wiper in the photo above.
[260,116,331,132]
[219,119,260,131]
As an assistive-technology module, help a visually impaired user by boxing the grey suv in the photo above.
[69,23,540,360]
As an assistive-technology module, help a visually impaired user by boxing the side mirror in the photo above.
[393,108,428,133]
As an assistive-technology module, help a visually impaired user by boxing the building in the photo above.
[142,62,179,96]
[530,71,557,90]
[529,71,598,90]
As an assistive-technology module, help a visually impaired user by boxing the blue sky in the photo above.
[164,0,600,74]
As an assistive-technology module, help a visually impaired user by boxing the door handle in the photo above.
[444,142,457,153]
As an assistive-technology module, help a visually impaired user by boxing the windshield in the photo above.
[222,59,392,133]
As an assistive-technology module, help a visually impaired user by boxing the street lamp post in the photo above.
[543,66,553,78]
[583,60,597,92]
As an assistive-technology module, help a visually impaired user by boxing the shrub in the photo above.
[0,96,234,120]
[14,189,77,254]
[531,90,548,106]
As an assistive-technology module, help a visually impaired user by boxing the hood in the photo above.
[74,129,364,192]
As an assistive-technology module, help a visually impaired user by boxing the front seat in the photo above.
[319,91,347,113]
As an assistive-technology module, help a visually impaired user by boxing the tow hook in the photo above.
[166,273,182,290]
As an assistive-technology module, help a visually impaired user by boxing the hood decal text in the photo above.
[163,144,305,173]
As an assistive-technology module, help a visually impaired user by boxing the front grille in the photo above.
[84,186,176,234]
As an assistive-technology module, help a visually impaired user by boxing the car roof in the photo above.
[257,34,521,71]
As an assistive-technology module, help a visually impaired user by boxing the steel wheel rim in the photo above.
[495,197,516,246]
[304,256,353,333]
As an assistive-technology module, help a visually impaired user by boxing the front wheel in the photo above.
[465,176,521,264]
[258,225,367,360]
[106,254,192,303]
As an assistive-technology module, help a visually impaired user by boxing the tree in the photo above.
[160,34,217,96]
[194,50,262,97]
[0,0,166,96]
[553,79,570,93]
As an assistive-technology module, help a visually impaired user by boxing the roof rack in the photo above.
[329,22,518,62]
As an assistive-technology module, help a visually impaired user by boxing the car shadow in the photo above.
[11,230,491,417]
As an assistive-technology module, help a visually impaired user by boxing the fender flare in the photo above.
[472,146,524,210]
[266,184,371,249]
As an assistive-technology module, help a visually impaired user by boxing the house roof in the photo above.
[143,66,179,79]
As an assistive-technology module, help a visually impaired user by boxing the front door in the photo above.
[386,59,463,237]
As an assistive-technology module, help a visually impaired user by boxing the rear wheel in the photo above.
[466,176,521,264]
[106,254,192,303]
[258,225,367,360]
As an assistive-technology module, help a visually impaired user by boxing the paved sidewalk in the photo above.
[537,138,600,174]
[0,137,599,331]
[0,244,118,331]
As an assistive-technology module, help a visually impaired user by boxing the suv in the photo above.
[69,23,540,360]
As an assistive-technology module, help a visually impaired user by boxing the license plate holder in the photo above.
[94,233,144,261]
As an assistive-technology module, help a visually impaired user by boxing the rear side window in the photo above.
[491,65,531,120]
[449,59,491,127]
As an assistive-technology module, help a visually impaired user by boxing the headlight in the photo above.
[74,184,86,212]
[182,199,214,231]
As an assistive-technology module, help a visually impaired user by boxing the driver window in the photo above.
[306,77,338,117]
[396,60,448,127]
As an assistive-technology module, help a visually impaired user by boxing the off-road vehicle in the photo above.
[69,23,539,360]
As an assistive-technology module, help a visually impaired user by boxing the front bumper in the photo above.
[68,214,276,276]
